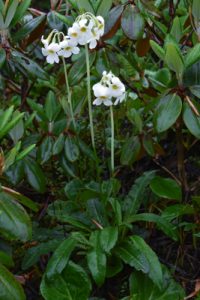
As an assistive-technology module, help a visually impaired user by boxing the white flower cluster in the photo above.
[68,14,104,49]
[93,71,126,106]
[41,13,104,64]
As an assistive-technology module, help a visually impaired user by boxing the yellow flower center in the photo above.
[65,47,71,51]
[112,84,119,90]
[100,96,107,100]
[48,50,55,54]
[80,27,87,32]
[72,32,78,37]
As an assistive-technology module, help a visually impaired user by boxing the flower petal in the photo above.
[104,99,113,106]
[93,98,103,106]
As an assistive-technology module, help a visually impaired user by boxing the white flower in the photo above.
[41,35,49,47]
[96,16,105,37]
[77,19,93,45]
[42,42,61,64]
[93,83,112,106]
[68,22,80,45]
[102,71,115,84]
[108,76,125,98]
[114,93,126,105]
[58,38,80,58]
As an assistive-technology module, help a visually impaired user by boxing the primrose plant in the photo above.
[93,71,126,175]
[41,13,105,151]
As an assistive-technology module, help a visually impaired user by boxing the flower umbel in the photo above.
[92,71,126,106]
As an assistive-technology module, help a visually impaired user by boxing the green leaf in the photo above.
[150,40,165,60]
[150,176,182,200]
[12,50,48,80]
[77,0,94,13]
[64,137,79,162]
[0,111,24,140]
[16,144,36,161]
[0,48,6,68]
[115,235,163,288]
[53,134,64,155]
[183,102,200,139]
[121,5,145,40]
[126,213,178,241]
[10,0,31,27]
[165,43,184,80]
[41,261,91,300]
[13,15,46,41]
[68,51,96,86]
[54,12,73,26]
[99,227,118,253]
[154,94,182,133]
[9,110,24,143]
[38,136,53,164]
[4,0,18,27]
[120,136,141,166]
[45,91,60,122]
[104,5,124,37]
[0,106,14,131]
[3,187,38,212]
[0,251,14,268]
[123,171,156,217]
[96,0,112,18]
[0,192,31,242]
[192,0,200,21]
[87,249,106,286]
[0,263,25,300]
[24,159,46,193]
[46,236,77,279]
[22,240,61,270]
[185,43,200,68]
[170,17,182,42]
[129,266,185,300]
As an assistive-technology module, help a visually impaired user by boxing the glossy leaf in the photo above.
[4,0,18,27]
[115,235,163,288]
[99,227,118,253]
[154,94,182,133]
[183,102,200,139]
[24,159,46,193]
[0,192,32,242]
[13,15,46,41]
[77,0,94,13]
[121,5,145,40]
[46,237,77,278]
[129,267,185,300]
[64,137,79,162]
[123,171,156,217]
[150,176,182,200]
[41,261,91,300]
[96,0,112,18]
[0,263,25,300]
[87,249,106,286]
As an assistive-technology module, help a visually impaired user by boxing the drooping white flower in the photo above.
[58,38,80,58]
[93,71,126,107]
[114,93,126,105]
[108,76,125,98]
[93,83,112,106]
[96,16,105,37]
[41,35,49,47]
[42,42,61,64]
[68,22,80,45]
[77,19,93,45]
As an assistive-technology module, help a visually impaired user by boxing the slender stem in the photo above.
[62,57,76,130]
[110,105,114,176]
[85,44,95,150]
